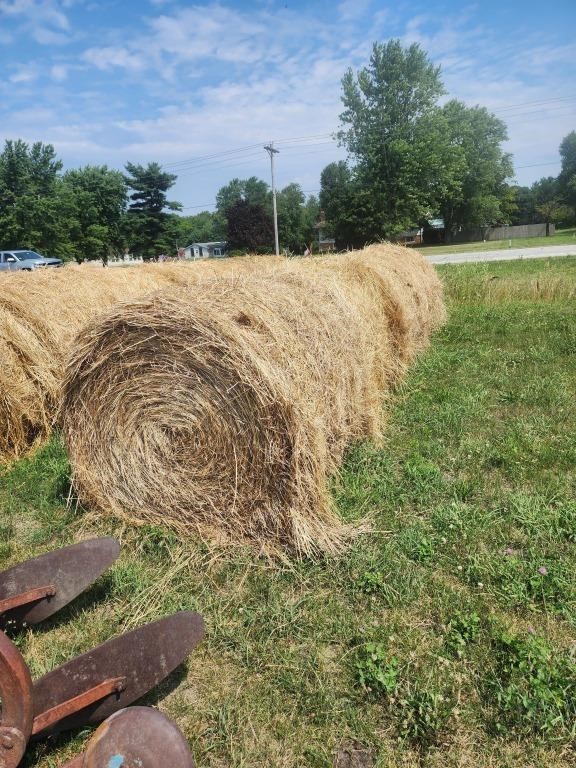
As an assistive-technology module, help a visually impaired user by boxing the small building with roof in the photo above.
[183,241,228,260]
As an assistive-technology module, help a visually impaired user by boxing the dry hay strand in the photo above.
[0,262,229,461]
[60,246,445,556]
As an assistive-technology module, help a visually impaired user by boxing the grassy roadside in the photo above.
[418,227,576,255]
[1,256,575,767]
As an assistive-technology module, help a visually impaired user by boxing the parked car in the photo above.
[0,249,63,271]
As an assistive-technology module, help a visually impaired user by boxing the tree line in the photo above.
[0,143,182,261]
[1,40,574,260]
[0,139,320,260]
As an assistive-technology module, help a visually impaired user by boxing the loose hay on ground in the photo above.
[60,246,445,556]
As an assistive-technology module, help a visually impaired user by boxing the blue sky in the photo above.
[1,0,575,213]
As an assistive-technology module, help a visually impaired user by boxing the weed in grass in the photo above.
[138,524,181,559]
[354,643,398,695]
[484,629,576,738]
[0,435,73,550]
[399,684,453,749]
[352,552,426,608]
[355,569,386,595]
[444,612,483,658]
[395,524,435,563]
[460,550,576,623]
[508,494,576,543]
[0,519,13,559]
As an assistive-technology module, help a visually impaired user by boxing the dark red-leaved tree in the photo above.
[226,199,274,251]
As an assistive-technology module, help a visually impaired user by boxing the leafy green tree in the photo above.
[531,176,559,206]
[215,177,270,244]
[124,162,181,259]
[302,194,320,249]
[226,199,273,252]
[439,101,513,237]
[0,139,64,253]
[558,131,576,219]
[525,176,569,234]
[61,166,127,262]
[508,186,535,225]
[176,211,224,246]
[319,161,367,247]
[216,177,270,215]
[276,183,311,252]
[535,199,571,235]
[338,40,460,238]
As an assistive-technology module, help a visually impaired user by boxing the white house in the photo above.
[183,241,227,260]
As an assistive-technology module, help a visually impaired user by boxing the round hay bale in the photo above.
[0,263,217,461]
[60,247,445,555]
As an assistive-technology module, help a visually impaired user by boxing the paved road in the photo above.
[427,243,576,265]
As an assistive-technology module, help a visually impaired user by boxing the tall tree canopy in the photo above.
[335,40,514,240]
[62,166,127,262]
[176,211,224,246]
[319,160,371,248]
[439,101,513,235]
[276,183,318,252]
[124,161,181,258]
[0,139,64,253]
[338,40,458,239]
[559,130,576,215]
[216,176,270,215]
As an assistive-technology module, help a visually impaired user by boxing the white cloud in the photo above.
[338,0,372,22]
[83,46,148,72]
[82,4,271,76]
[0,0,72,44]
[50,63,68,81]
[9,65,38,83]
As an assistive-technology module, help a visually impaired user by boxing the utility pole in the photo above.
[264,142,280,256]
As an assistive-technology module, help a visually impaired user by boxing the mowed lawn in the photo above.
[1,256,575,767]
[418,226,576,255]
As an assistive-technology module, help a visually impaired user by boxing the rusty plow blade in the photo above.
[60,707,195,768]
[0,612,204,767]
[32,611,205,736]
[0,538,120,630]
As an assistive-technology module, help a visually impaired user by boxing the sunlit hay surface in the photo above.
[60,246,446,556]
[0,262,231,461]
[315,243,446,364]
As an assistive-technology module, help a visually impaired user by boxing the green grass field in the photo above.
[418,227,576,255]
[1,256,575,767]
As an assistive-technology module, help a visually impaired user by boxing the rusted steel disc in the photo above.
[33,611,205,736]
[82,707,195,768]
[0,630,33,768]
[0,538,120,629]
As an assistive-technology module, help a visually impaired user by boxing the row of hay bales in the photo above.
[1,246,445,555]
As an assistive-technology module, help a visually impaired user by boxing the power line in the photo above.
[180,202,217,210]
[163,142,265,169]
[173,143,340,178]
[493,95,575,113]
[175,151,267,177]
[163,132,335,172]
[515,161,561,169]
